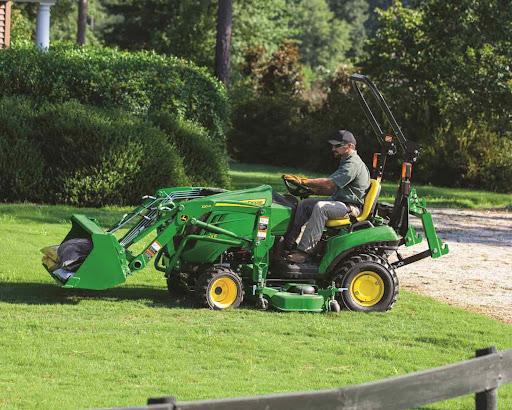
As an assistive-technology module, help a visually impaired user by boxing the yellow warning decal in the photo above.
[241,199,266,206]
[214,199,266,208]
[214,203,255,208]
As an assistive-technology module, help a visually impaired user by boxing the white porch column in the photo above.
[35,1,55,50]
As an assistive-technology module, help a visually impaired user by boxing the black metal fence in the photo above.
[108,347,512,410]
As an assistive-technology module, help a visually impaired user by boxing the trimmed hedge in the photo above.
[0,44,229,142]
[149,111,231,188]
[0,96,190,206]
[0,97,44,202]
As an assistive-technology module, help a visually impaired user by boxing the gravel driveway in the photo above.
[394,208,512,323]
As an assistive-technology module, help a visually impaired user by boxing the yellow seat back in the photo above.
[325,179,381,228]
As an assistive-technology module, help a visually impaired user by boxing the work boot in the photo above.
[285,250,310,264]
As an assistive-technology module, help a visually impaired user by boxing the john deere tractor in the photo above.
[41,74,448,313]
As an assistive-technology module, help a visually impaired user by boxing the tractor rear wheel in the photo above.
[195,267,244,310]
[332,253,398,312]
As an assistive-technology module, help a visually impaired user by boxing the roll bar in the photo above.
[349,74,418,163]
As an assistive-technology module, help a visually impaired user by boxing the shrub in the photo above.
[241,41,305,97]
[230,91,352,172]
[0,96,191,206]
[0,44,229,143]
[35,100,189,206]
[229,94,307,166]
[149,112,231,188]
[0,97,44,202]
[423,121,512,193]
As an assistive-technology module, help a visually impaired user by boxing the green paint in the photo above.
[61,215,128,290]
[43,180,448,313]
[408,188,449,258]
[318,225,400,275]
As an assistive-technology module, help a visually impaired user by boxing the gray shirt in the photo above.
[329,151,370,206]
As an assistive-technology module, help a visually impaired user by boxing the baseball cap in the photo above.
[328,130,357,146]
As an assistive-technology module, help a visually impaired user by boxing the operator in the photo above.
[283,130,370,264]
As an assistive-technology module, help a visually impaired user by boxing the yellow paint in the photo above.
[209,277,238,309]
[214,199,265,208]
[241,198,266,206]
[349,270,384,307]
[214,202,256,208]
[326,179,380,227]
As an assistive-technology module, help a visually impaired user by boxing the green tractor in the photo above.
[41,74,448,313]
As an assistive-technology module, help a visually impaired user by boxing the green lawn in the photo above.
[229,161,512,209]
[0,203,511,410]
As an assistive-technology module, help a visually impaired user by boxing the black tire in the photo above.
[195,267,244,310]
[331,253,399,312]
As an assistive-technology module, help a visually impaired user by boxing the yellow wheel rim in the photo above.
[209,276,238,309]
[350,271,385,307]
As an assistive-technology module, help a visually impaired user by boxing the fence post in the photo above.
[475,346,498,410]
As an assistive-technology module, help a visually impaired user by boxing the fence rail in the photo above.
[109,347,512,410]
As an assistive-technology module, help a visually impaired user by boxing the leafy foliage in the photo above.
[100,0,356,74]
[327,0,370,58]
[361,0,512,191]
[149,112,231,188]
[0,96,189,206]
[101,0,295,71]
[0,44,229,142]
[364,0,512,137]
[0,97,44,202]
[101,0,217,67]
[12,0,107,45]
[10,9,33,44]
[424,120,512,193]
[37,101,190,206]
[0,97,230,205]
[288,0,351,69]
[258,41,305,96]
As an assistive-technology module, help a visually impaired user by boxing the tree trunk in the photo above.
[77,0,88,45]
[215,0,232,86]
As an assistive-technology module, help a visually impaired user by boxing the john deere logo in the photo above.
[180,215,189,222]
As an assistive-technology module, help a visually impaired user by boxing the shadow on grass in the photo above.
[0,282,195,309]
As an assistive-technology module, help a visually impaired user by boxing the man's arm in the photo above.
[304,178,337,195]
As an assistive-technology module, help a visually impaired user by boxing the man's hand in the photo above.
[283,174,309,185]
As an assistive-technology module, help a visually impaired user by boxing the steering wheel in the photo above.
[282,176,314,199]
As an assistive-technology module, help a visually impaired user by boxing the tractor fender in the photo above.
[318,225,400,275]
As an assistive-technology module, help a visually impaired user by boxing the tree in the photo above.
[288,0,351,69]
[363,0,512,191]
[364,0,512,137]
[77,0,87,45]
[101,0,216,67]
[101,0,294,72]
[327,0,369,58]
[215,0,232,85]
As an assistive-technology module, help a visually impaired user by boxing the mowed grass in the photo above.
[0,203,511,410]
[229,161,512,209]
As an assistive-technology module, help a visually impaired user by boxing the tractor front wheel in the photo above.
[195,267,244,310]
[332,253,398,312]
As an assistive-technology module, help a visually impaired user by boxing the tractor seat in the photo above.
[325,179,381,228]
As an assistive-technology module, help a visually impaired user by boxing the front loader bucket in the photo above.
[47,214,130,290]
